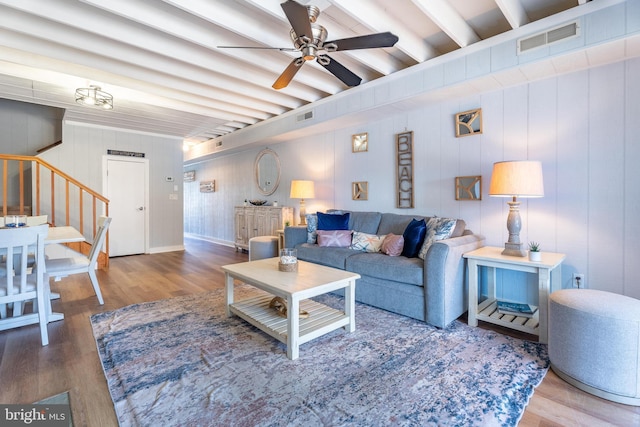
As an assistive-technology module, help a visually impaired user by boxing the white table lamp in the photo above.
[489,160,544,257]
[290,180,315,225]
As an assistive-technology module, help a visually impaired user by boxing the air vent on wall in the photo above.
[517,20,580,55]
[296,110,314,122]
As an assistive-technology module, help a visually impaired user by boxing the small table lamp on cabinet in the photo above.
[489,160,544,257]
[290,180,315,225]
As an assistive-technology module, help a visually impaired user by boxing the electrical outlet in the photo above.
[573,273,585,288]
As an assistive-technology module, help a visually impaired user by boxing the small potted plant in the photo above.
[528,241,541,262]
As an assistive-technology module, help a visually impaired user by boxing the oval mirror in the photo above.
[254,148,280,196]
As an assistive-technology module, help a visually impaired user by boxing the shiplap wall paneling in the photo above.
[528,78,558,253]
[556,70,590,290]
[478,90,505,247]
[588,63,626,295]
[624,58,640,299]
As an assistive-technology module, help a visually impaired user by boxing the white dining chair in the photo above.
[45,216,112,305]
[0,224,50,346]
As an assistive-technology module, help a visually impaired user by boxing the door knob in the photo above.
[137,207,145,211]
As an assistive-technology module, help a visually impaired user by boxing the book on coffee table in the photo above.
[496,301,537,318]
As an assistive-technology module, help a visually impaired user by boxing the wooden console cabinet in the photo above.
[234,206,293,251]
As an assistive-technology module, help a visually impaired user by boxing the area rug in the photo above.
[91,287,548,427]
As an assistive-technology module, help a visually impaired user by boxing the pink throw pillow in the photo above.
[317,230,352,248]
[381,233,404,256]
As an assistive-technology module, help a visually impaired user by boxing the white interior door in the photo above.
[103,156,148,256]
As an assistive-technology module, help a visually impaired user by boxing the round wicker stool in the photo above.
[549,289,640,406]
[248,236,279,261]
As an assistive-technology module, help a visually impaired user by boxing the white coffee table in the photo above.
[222,258,360,360]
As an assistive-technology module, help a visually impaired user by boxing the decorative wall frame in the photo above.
[455,176,482,200]
[352,132,368,152]
[184,170,196,182]
[352,181,368,200]
[455,108,483,137]
[199,180,215,193]
[396,131,414,208]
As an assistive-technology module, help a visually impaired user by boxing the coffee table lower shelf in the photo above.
[229,295,350,347]
[476,299,539,336]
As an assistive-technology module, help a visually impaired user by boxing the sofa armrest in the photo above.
[424,233,486,328]
[284,226,307,248]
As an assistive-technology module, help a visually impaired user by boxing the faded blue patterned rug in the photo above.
[91,287,548,427]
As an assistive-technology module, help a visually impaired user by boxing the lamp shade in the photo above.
[489,161,544,198]
[290,180,315,199]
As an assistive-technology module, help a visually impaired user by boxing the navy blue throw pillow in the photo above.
[317,212,350,230]
[401,218,427,258]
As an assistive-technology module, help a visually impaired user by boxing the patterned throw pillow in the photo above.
[418,217,458,260]
[381,233,404,256]
[317,230,353,248]
[306,213,318,243]
[350,231,385,253]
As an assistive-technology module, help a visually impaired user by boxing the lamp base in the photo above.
[502,242,527,257]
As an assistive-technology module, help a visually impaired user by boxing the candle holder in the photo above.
[279,248,298,272]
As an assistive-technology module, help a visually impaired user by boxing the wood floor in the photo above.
[0,237,638,426]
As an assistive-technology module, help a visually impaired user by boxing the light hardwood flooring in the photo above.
[0,237,638,426]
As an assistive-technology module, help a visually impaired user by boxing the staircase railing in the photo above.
[0,154,110,266]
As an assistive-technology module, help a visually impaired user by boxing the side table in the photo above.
[464,246,565,343]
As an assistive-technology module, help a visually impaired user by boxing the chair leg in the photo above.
[88,269,104,305]
[36,283,49,346]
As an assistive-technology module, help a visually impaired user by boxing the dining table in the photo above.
[44,225,87,322]
[45,225,86,245]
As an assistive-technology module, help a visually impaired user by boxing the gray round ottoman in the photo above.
[248,236,279,261]
[549,289,640,406]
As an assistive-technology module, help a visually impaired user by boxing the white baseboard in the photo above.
[148,245,185,254]
[184,233,235,248]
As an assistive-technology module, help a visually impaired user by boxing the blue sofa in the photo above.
[284,210,486,328]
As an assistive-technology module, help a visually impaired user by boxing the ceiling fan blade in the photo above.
[217,46,297,52]
[281,0,313,40]
[325,32,399,51]
[272,57,305,89]
[318,55,362,87]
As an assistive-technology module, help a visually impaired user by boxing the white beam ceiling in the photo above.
[0,0,584,146]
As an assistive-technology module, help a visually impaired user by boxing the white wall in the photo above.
[184,57,640,300]
[39,120,185,252]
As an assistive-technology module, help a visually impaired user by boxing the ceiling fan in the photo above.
[218,0,399,90]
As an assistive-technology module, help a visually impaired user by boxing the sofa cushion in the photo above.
[418,217,457,260]
[327,210,383,234]
[401,218,427,258]
[294,243,356,270]
[317,230,352,247]
[350,231,385,252]
[377,213,429,235]
[317,211,350,230]
[346,252,424,287]
[381,233,404,256]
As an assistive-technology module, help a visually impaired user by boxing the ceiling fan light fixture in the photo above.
[75,85,113,110]
[302,45,317,61]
